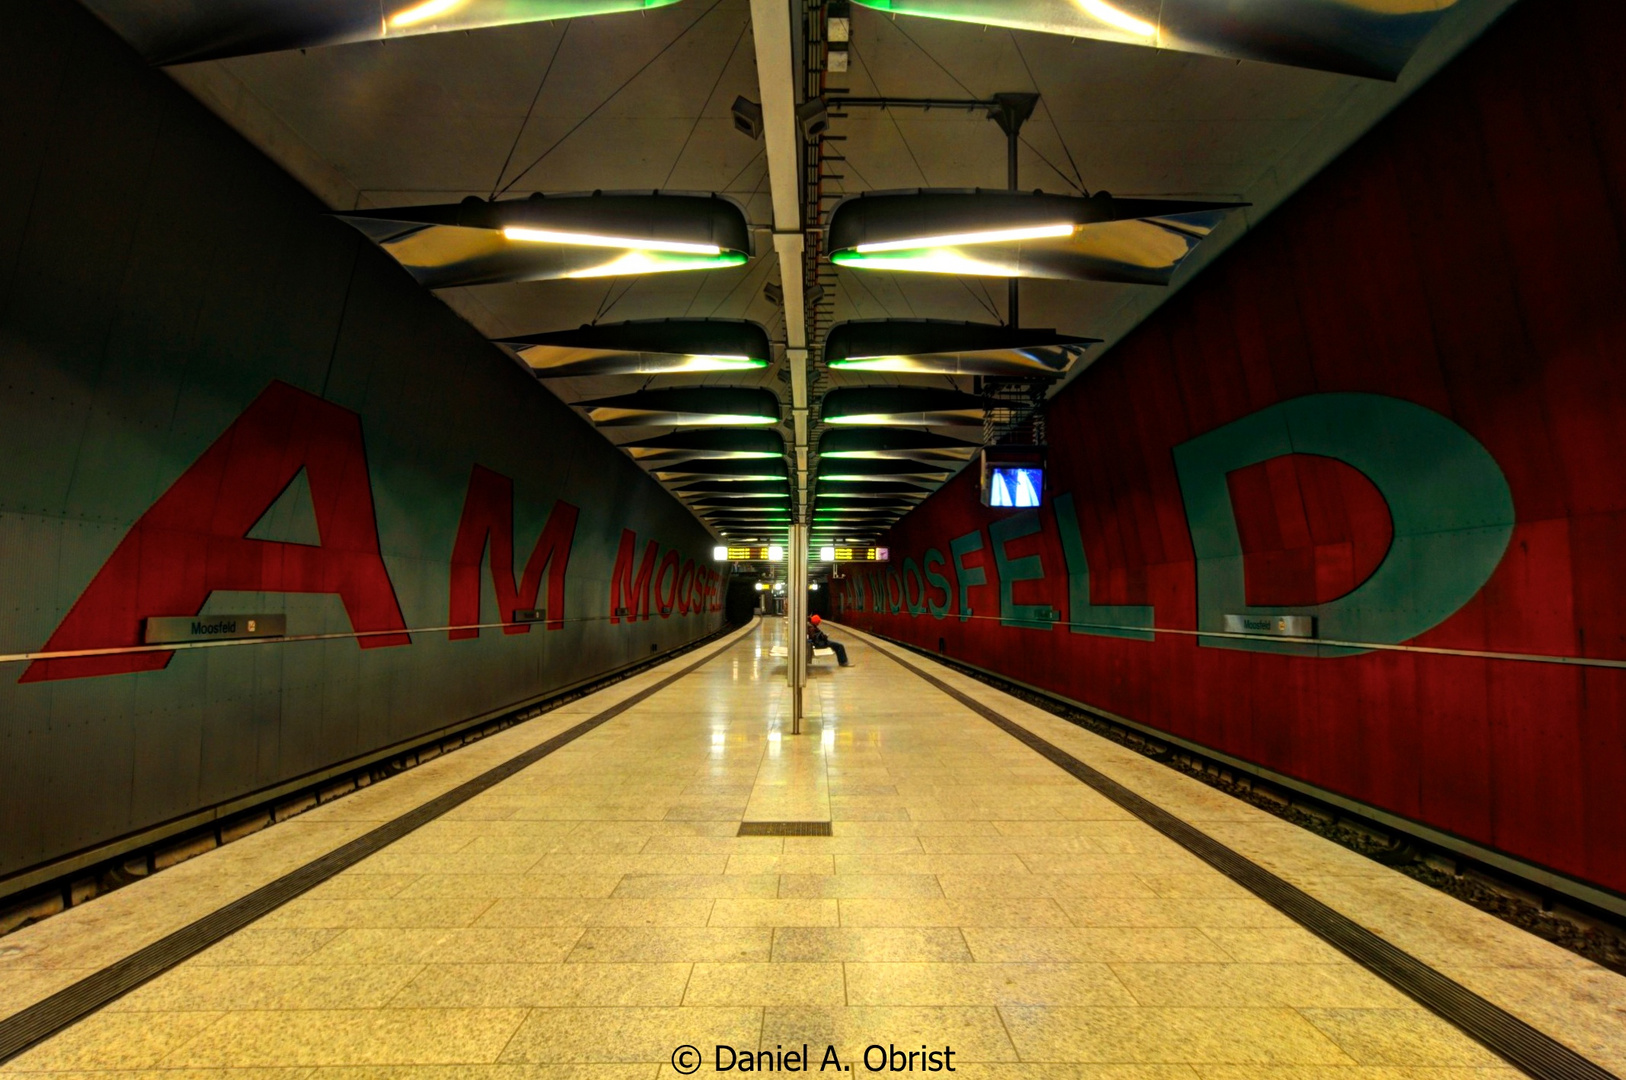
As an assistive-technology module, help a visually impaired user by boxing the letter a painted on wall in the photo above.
[1172,393,1514,655]
[448,465,579,636]
[22,381,411,682]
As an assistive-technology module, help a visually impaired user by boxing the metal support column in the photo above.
[989,92,1037,331]
[787,522,808,734]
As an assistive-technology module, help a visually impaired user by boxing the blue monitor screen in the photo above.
[988,466,1043,508]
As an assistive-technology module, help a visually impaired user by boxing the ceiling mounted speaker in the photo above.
[827,190,1243,286]
[83,0,688,65]
[824,319,1098,376]
[731,96,766,140]
[577,387,781,427]
[500,319,770,377]
[820,387,985,427]
[843,0,1456,80]
[817,428,981,460]
[337,192,749,290]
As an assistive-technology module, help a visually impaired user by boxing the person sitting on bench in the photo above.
[806,614,850,666]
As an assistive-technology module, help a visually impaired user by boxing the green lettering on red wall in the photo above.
[1172,392,1514,655]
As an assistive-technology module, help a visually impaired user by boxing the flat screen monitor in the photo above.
[988,466,1043,507]
[979,447,1046,508]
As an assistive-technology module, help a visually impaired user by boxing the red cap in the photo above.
[810,615,821,625]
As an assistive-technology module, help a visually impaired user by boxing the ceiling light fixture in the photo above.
[500,319,770,378]
[500,228,721,255]
[828,190,1244,286]
[338,192,750,289]
[824,320,1098,377]
[855,222,1073,253]
[90,0,690,65]
[577,387,782,427]
[821,387,985,427]
[841,0,1458,80]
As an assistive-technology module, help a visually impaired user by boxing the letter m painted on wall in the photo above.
[23,381,410,682]
[610,530,660,623]
[448,465,580,636]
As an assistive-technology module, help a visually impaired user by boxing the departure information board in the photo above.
[724,545,784,561]
[825,546,888,563]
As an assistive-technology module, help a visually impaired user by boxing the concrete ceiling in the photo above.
[140,0,1519,542]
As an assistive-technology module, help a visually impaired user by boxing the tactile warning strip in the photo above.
[737,821,833,836]
[0,627,751,1066]
[865,635,1618,1080]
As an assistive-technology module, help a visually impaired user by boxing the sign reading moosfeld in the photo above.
[144,615,287,644]
[1223,614,1315,639]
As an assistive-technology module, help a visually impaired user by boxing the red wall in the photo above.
[840,0,1626,898]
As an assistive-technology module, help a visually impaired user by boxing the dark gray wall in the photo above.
[0,0,726,882]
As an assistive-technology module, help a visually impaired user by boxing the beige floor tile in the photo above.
[108,964,424,1012]
[845,962,1136,1006]
[836,854,1033,875]
[710,899,839,927]
[1000,1006,1357,1065]
[527,855,730,876]
[568,926,773,963]
[725,852,837,875]
[838,898,1070,927]
[316,927,581,966]
[388,962,691,1007]
[612,875,779,898]
[964,927,1234,964]
[0,1011,224,1072]
[304,873,423,899]
[474,898,714,927]
[1297,1010,1511,1067]
[187,923,346,962]
[1110,964,1414,1009]
[308,1067,657,1079]
[771,928,974,962]
[394,875,623,899]
[684,962,846,1005]
[0,1069,318,1080]
[1056,897,1294,928]
[936,874,1159,900]
[1202,927,1350,964]
[257,897,495,930]
[778,875,944,899]
[760,1005,1018,1062]
[162,1008,528,1067]
[497,1006,761,1063]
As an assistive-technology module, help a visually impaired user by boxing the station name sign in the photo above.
[1222,614,1315,639]
[144,614,287,644]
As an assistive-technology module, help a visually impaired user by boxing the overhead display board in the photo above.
[819,546,889,563]
[720,544,785,562]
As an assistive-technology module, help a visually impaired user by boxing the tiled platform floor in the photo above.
[1,618,1621,1078]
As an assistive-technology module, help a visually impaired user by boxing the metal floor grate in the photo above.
[738,821,833,836]
[862,635,1619,1080]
